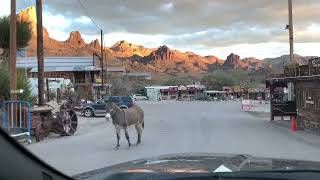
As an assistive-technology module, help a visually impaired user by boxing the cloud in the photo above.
[74,16,91,24]
[0,0,10,16]
[161,2,174,12]
[42,0,320,45]
[9,0,320,58]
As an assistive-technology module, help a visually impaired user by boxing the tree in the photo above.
[0,16,33,101]
[201,70,265,90]
[0,16,32,49]
[0,64,35,102]
[0,16,32,60]
[201,70,243,90]
[162,76,198,86]
[17,70,36,102]
[201,72,236,90]
[0,63,10,99]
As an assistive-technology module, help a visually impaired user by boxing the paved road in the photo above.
[26,101,320,176]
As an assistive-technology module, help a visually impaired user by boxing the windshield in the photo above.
[1,0,320,178]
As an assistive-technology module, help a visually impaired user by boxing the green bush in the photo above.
[201,70,264,90]
[0,16,32,49]
[162,76,199,86]
[17,71,36,103]
[0,64,10,100]
[0,65,35,102]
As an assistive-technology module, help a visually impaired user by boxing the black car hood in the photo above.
[73,153,320,179]
[81,103,98,107]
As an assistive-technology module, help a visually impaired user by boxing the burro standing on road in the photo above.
[105,102,144,149]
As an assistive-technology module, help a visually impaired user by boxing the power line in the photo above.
[77,0,102,30]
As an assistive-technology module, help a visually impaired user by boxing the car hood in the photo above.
[81,103,96,107]
[73,153,320,179]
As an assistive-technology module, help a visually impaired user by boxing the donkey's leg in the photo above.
[124,127,131,147]
[135,124,142,145]
[115,126,121,149]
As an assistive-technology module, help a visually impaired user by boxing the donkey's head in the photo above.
[105,102,118,121]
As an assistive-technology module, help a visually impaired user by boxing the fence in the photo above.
[0,101,31,143]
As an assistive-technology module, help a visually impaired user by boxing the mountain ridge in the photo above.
[18,6,316,75]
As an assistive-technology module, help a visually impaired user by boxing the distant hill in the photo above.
[263,54,317,72]
[19,6,316,76]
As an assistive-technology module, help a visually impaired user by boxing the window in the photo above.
[122,96,132,102]
[97,99,105,104]
[103,97,110,102]
[188,91,195,95]
[110,96,120,102]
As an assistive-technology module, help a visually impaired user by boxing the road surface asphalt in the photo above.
[26,101,320,176]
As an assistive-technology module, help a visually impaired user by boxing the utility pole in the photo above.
[9,0,17,101]
[288,0,294,64]
[287,0,294,101]
[36,0,45,105]
[100,30,104,92]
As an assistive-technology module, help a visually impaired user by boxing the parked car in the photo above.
[81,96,134,117]
[132,94,148,101]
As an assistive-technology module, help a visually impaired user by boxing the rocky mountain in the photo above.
[19,6,315,75]
[204,55,224,64]
[19,7,118,62]
[17,6,37,35]
[222,53,247,70]
[263,54,318,72]
[209,54,267,72]
[242,57,264,71]
[110,40,153,58]
[19,6,222,74]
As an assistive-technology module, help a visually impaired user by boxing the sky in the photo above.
[1,0,320,59]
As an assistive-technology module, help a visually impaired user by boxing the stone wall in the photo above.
[295,80,320,134]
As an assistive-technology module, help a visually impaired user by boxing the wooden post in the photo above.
[270,88,274,121]
[36,0,45,105]
[46,78,50,102]
[100,30,104,91]
[9,0,17,101]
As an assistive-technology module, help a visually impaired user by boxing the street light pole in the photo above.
[9,0,17,101]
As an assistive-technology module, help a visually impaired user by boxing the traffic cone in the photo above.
[291,116,297,132]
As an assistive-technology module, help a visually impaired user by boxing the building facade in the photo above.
[266,57,320,133]
[16,57,119,100]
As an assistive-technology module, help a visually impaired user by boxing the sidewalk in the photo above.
[243,102,320,148]
[270,120,320,148]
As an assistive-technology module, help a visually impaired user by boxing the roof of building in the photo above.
[16,57,97,72]
[145,86,178,90]
[127,72,152,77]
[205,90,226,94]
[106,67,126,72]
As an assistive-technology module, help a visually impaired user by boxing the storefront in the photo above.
[266,57,320,133]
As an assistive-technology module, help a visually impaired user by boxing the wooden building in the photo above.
[16,57,122,100]
[222,85,268,100]
[266,57,320,133]
[145,83,206,101]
